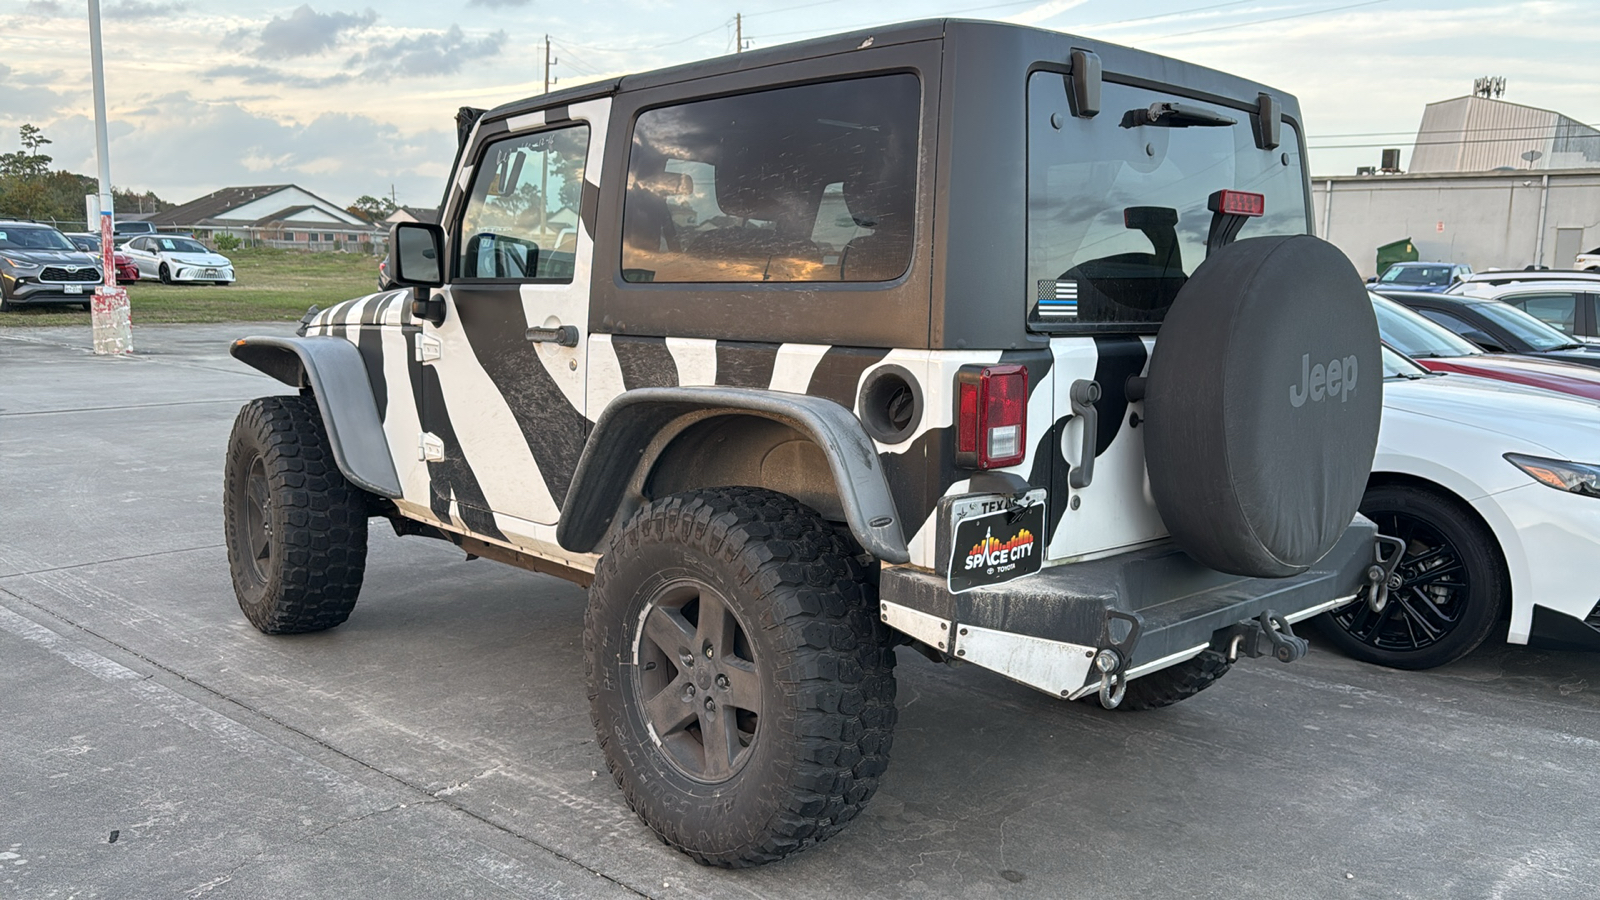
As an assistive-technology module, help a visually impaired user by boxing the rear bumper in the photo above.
[880,516,1380,698]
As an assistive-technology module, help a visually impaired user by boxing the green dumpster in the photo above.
[1376,238,1418,277]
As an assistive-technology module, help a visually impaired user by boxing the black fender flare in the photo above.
[230,335,402,499]
[557,387,910,564]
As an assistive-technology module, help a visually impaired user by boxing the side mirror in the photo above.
[388,222,445,288]
[1365,276,1377,284]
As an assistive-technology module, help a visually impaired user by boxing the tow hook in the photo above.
[1222,611,1309,664]
[1365,535,1407,613]
[1094,609,1143,709]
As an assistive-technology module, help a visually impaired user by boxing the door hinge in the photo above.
[418,432,445,462]
[415,333,443,363]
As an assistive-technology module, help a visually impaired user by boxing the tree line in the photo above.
[0,124,171,227]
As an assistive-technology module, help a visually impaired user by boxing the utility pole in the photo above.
[87,0,132,355]
[735,13,743,53]
[543,35,556,94]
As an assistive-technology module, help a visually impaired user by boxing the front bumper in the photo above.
[3,273,101,305]
[880,516,1381,699]
[168,264,234,283]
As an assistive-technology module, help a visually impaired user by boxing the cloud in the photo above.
[105,1,190,19]
[352,25,507,79]
[47,94,456,205]
[202,64,352,90]
[23,0,64,15]
[466,0,531,6]
[0,63,73,128]
[256,5,378,60]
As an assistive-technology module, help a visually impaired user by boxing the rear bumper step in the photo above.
[879,516,1380,699]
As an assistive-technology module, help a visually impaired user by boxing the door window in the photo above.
[458,124,590,281]
[1506,292,1578,335]
[621,73,920,284]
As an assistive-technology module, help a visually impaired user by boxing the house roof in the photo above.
[146,185,293,226]
[150,184,375,229]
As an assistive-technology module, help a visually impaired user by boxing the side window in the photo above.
[1507,292,1578,335]
[621,73,920,284]
[457,124,590,282]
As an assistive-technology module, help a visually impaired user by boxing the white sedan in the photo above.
[1315,349,1600,668]
[121,234,235,285]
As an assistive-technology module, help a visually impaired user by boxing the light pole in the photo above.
[88,0,132,354]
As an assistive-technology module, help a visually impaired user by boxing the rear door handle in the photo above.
[526,325,579,347]
[1069,379,1101,490]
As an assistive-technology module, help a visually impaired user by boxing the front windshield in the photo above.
[1382,346,1430,378]
[1370,294,1481,358]
[0,227,77,251]
[1027,74,1308,332]
[155,237,209,254]
[1472,301,1575,352]
[1379,265,1454,286]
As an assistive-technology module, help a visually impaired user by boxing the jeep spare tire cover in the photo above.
[1144,234,1380,578]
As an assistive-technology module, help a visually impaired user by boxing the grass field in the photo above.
[0,247,381,327]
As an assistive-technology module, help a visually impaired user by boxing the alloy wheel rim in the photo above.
[1334,510,1470,651]
[632,578,761,783]
[242,456,273,583]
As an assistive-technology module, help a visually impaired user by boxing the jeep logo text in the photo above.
[1289,353,1358,407]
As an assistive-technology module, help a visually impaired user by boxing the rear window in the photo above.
[1371,294,1481,358]
[1027,73,1308,332]
[621,73,920,284]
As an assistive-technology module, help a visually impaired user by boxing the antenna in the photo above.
[1473,76,1506,99]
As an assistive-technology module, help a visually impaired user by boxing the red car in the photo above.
[65,233,140,284]
[1373,292,1600,401]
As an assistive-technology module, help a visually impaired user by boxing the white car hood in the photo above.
[165,252,230,266]
[1384,373,1600,460]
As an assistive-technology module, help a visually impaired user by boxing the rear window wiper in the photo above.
[1121,102,1238,129]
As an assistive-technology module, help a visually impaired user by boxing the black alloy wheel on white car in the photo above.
[1315,484,1507,670]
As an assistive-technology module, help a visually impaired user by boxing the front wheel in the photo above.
[586,487,896,867]
[1314,484,1506,669]
[224,395,369,634]
[158,263,172,284]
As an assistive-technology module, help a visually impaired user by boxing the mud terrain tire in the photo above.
[586,487,897,867]
[224,395,368,634]
[1114,650,1233,711]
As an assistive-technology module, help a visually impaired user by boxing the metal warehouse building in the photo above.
[1313,94,1600,277]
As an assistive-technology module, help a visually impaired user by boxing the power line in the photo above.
[553,20,732,53]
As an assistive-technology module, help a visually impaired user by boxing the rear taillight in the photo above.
[955,364,1027,469]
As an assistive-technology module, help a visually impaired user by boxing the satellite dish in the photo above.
[1522,150,1543,164]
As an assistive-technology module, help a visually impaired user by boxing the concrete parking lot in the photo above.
[4,323,1600,899]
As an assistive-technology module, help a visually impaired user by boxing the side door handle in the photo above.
[526,325,580,347]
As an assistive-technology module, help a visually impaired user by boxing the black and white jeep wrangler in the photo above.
[225,19,1396,867]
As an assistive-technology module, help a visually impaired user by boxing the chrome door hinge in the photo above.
[415,333,443,363]
[419,432,445,462]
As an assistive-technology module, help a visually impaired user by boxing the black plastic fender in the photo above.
[230,335,402,499]
[558,387,910,564]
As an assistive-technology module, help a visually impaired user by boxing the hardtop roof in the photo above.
[480,18,1297,125]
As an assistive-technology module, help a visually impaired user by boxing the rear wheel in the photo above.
[1314,484,1506,669]
[586,487,896,867]
[224,395,369,634]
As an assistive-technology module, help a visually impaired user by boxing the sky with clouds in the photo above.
[3,0,1596,210]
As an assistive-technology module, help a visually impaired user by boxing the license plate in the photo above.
[64,285,82,294]
[205,268,218,276]
[947,489,1046,594]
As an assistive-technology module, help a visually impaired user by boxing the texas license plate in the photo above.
[947,489,1046,594]
[64,285,82,294]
